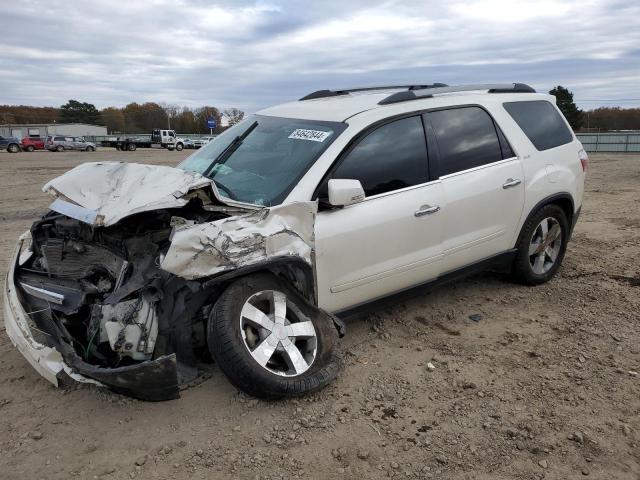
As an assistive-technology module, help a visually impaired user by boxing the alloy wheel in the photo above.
[239,290,317,376]
[528,217,562,275]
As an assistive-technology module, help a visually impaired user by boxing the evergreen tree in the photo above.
[59,100,101,124]
[549,86,583,130]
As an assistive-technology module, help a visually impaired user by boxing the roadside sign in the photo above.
[206,118,217,129]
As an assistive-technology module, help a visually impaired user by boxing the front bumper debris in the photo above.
[4,232,180,401]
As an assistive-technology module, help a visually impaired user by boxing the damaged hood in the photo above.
[43,162,227,226]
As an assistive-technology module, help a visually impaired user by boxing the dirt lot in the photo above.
[0,149,638,480]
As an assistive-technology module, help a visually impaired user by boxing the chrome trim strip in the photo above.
[19,283,65,305]
[439,156,519,180]
[356,179,442,203]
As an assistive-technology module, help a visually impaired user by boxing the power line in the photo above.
[576,99,640,102]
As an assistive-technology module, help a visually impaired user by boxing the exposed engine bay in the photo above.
[15,201,229,400]
[7,161,333,401]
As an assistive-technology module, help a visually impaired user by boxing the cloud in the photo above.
[0,0,639,112]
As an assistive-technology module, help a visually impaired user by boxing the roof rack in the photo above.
[378,83,536,105]
[299,83,449,101]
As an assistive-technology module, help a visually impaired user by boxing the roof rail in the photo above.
[378,83,536,105]
[299,83,448,101]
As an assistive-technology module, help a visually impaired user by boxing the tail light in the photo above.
[579,149,588,172]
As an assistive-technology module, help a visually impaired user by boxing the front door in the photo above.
[314,116,444,313]
[73,138,86,150]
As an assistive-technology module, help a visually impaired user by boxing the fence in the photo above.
[576,132,640,153]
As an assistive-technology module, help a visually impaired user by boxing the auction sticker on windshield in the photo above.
[288,129,331,142]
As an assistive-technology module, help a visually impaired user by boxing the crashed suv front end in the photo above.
[4,161,321,401]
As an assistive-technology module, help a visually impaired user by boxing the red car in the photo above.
[21,137,45,152]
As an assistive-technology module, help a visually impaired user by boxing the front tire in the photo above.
[512,204,569,285]
[26,145,35,152]
[56,145,64,152]
[208,274,340,398]
[86,146,95,152]
[7,144,20,153]
[175,142,184,151]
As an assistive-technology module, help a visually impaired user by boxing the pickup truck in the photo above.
[21,137,45,152]
[0,135,21,153]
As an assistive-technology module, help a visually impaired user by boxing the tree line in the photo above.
[549,86,640,131]
[1,90,639,132]
[0,100,245,134]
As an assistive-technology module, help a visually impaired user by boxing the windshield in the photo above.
[178,115,346,206]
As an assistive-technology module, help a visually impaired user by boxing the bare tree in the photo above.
[159,103,180,129]
[223,108,245,126]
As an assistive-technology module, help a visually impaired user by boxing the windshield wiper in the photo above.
[203,121,258,178]
[212,179,236,199]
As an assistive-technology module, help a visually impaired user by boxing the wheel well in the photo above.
[516,193,575,248]
[548,196,574,225]
[202,259,316,306]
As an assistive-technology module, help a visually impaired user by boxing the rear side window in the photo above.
[429,106,503,176]
[503,100,573,151]
[55,136,65,141]
[332,116,428,197]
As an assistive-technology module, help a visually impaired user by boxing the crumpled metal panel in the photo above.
[42,162,214,226]
[161,202,317,280]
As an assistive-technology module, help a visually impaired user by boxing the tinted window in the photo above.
[503,100,573,151]
[54,136,65,141]
[429,107,503,176]
[332,116,428,197]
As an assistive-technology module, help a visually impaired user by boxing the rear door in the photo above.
[314,115,444,313]
[424,106,525,273]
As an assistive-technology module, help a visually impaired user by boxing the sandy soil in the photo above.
[0,149,638,480]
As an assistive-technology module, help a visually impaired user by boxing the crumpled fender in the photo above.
[160,202,317,280]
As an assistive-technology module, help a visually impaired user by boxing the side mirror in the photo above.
[328,179,365,207]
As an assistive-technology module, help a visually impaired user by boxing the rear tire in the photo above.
[26,145,35,152]
[86,146,95,152]
[7,143,20,153]
[56,145,64,152]
[127,143,136,151]
[208,273,340,399]
[512,204,569,285]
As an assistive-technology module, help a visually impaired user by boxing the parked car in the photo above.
[182,138,196,149]
[5,83,586,401]
[191,138,210,148]
[21,137,45,152]
[46,135,97,152]
[0,135,21,153]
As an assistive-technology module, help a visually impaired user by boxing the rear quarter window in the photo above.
[503,100,573,151]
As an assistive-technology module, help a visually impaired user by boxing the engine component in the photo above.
[95,296,158,361]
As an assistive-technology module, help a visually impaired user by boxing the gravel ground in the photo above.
[0,149,638,480]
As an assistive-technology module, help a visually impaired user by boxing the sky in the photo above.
[1,0,639,113]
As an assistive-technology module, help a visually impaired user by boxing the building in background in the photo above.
[0,123,107,139]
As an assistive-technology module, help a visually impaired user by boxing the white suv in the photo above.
[4,83,586,401]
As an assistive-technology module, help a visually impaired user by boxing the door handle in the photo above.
[414,205,440,217]
[502,178,521,189]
